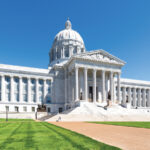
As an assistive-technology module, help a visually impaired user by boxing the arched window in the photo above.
[65,48,69,57]
[73,47,77,54]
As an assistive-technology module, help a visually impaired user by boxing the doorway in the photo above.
[88,86,98,102]
[59,107,63,113]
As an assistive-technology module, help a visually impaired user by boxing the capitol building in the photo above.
[0,19,150,114]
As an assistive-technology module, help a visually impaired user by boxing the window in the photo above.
[73,48,77,54]
[48,87,51,94]
[6,84,10,90]
[65,49,69,57]
[39,86,43,92]
[46,80,51,85]
[14,93,19,101]
[32,107,35,112]
[39,95,43,102]
[6,93,10,101]
[31,94,36,102]
[6,106,9,112]
[14,84,19,91]
[23,85,27,92]
[47,107,51,113]
[5,76,10,82]
[46,96,51,103]
[39,79,43,85]
[31,86,35,91]
[15,106,19,112]
[22,78,27,84]
[31,79,35,84]
[59,107,63,113]
[14,77,19,83]
[23,106,27,112]
[23,94,27,102]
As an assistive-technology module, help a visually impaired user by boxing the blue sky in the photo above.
[0,0,150,80]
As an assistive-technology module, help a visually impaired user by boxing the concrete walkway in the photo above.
[50,122,150,150]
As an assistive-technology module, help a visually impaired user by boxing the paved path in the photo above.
[50,122,150,150]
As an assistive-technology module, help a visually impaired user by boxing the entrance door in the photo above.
[89,86,93,102]
[59,107,63,113]
[88,86,98,102]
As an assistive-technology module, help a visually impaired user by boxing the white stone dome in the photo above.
[49,19,86,65]
[54,23,84,45]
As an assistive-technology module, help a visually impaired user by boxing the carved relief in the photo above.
[75,51,122,65]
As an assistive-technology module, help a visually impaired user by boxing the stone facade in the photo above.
[0,19,150,114]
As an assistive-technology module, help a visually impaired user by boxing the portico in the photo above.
[74,66,121,104]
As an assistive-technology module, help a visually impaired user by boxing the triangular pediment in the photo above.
[73,49,125,66]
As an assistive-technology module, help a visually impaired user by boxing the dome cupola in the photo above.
[49,19,86,65]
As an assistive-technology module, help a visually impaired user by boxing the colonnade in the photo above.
[120,86,150,107]
[0,74,51,104]
[74,67,121,103]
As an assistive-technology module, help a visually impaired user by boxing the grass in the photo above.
[89,121,150,129]
[0,118,33,122]
[0,120,120,150]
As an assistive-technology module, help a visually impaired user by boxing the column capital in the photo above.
[93,69,97,73]
[84,67,88,71]
[75,66,79,70]
[27,77,31,80]
[102,70,105,73]
[117,72,121,75]
[18,76,22,79]
[0,74,4,77]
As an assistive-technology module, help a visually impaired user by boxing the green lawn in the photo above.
[0,120,120,150]
[0,118,33,122]
[89,121,150,129]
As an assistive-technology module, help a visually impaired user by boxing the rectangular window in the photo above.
[39,86,43,92]
[6,106,9,112]
[23,94,27,102]
[32,107,35,112]
[48,87,51,94]
[46,96,51,103]
[31,94,36,102]
[15,106,19,112]
[23,106,27,112]
[14,93,19,101]
[39,95,43,102]
[6,93,10,101]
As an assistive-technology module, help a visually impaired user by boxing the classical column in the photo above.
[27,78,31,103]
[142,89,146,107]
[62,46,65,58]
[102,70,105,102]
[133,88,136,107]
[10,76,14,102]
[64,68,67,108]
[122,87,126,105]
[36,78,39,103]
[137,88,141,107]
[19,77,23,103]
[68,73,70,102]
[55,47,57,60]
[1,75,5,101]
[128,87,131,104]
[93,69,97,103]
[147,89,150,107]
[43,79,47,104]
[75,67,79,101]
[84,68,88,101]
[110,71,114,102]
[117,72,121,103]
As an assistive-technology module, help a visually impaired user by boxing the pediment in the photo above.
[73,49,125,66]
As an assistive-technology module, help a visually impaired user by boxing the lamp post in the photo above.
[5,106,8,122]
